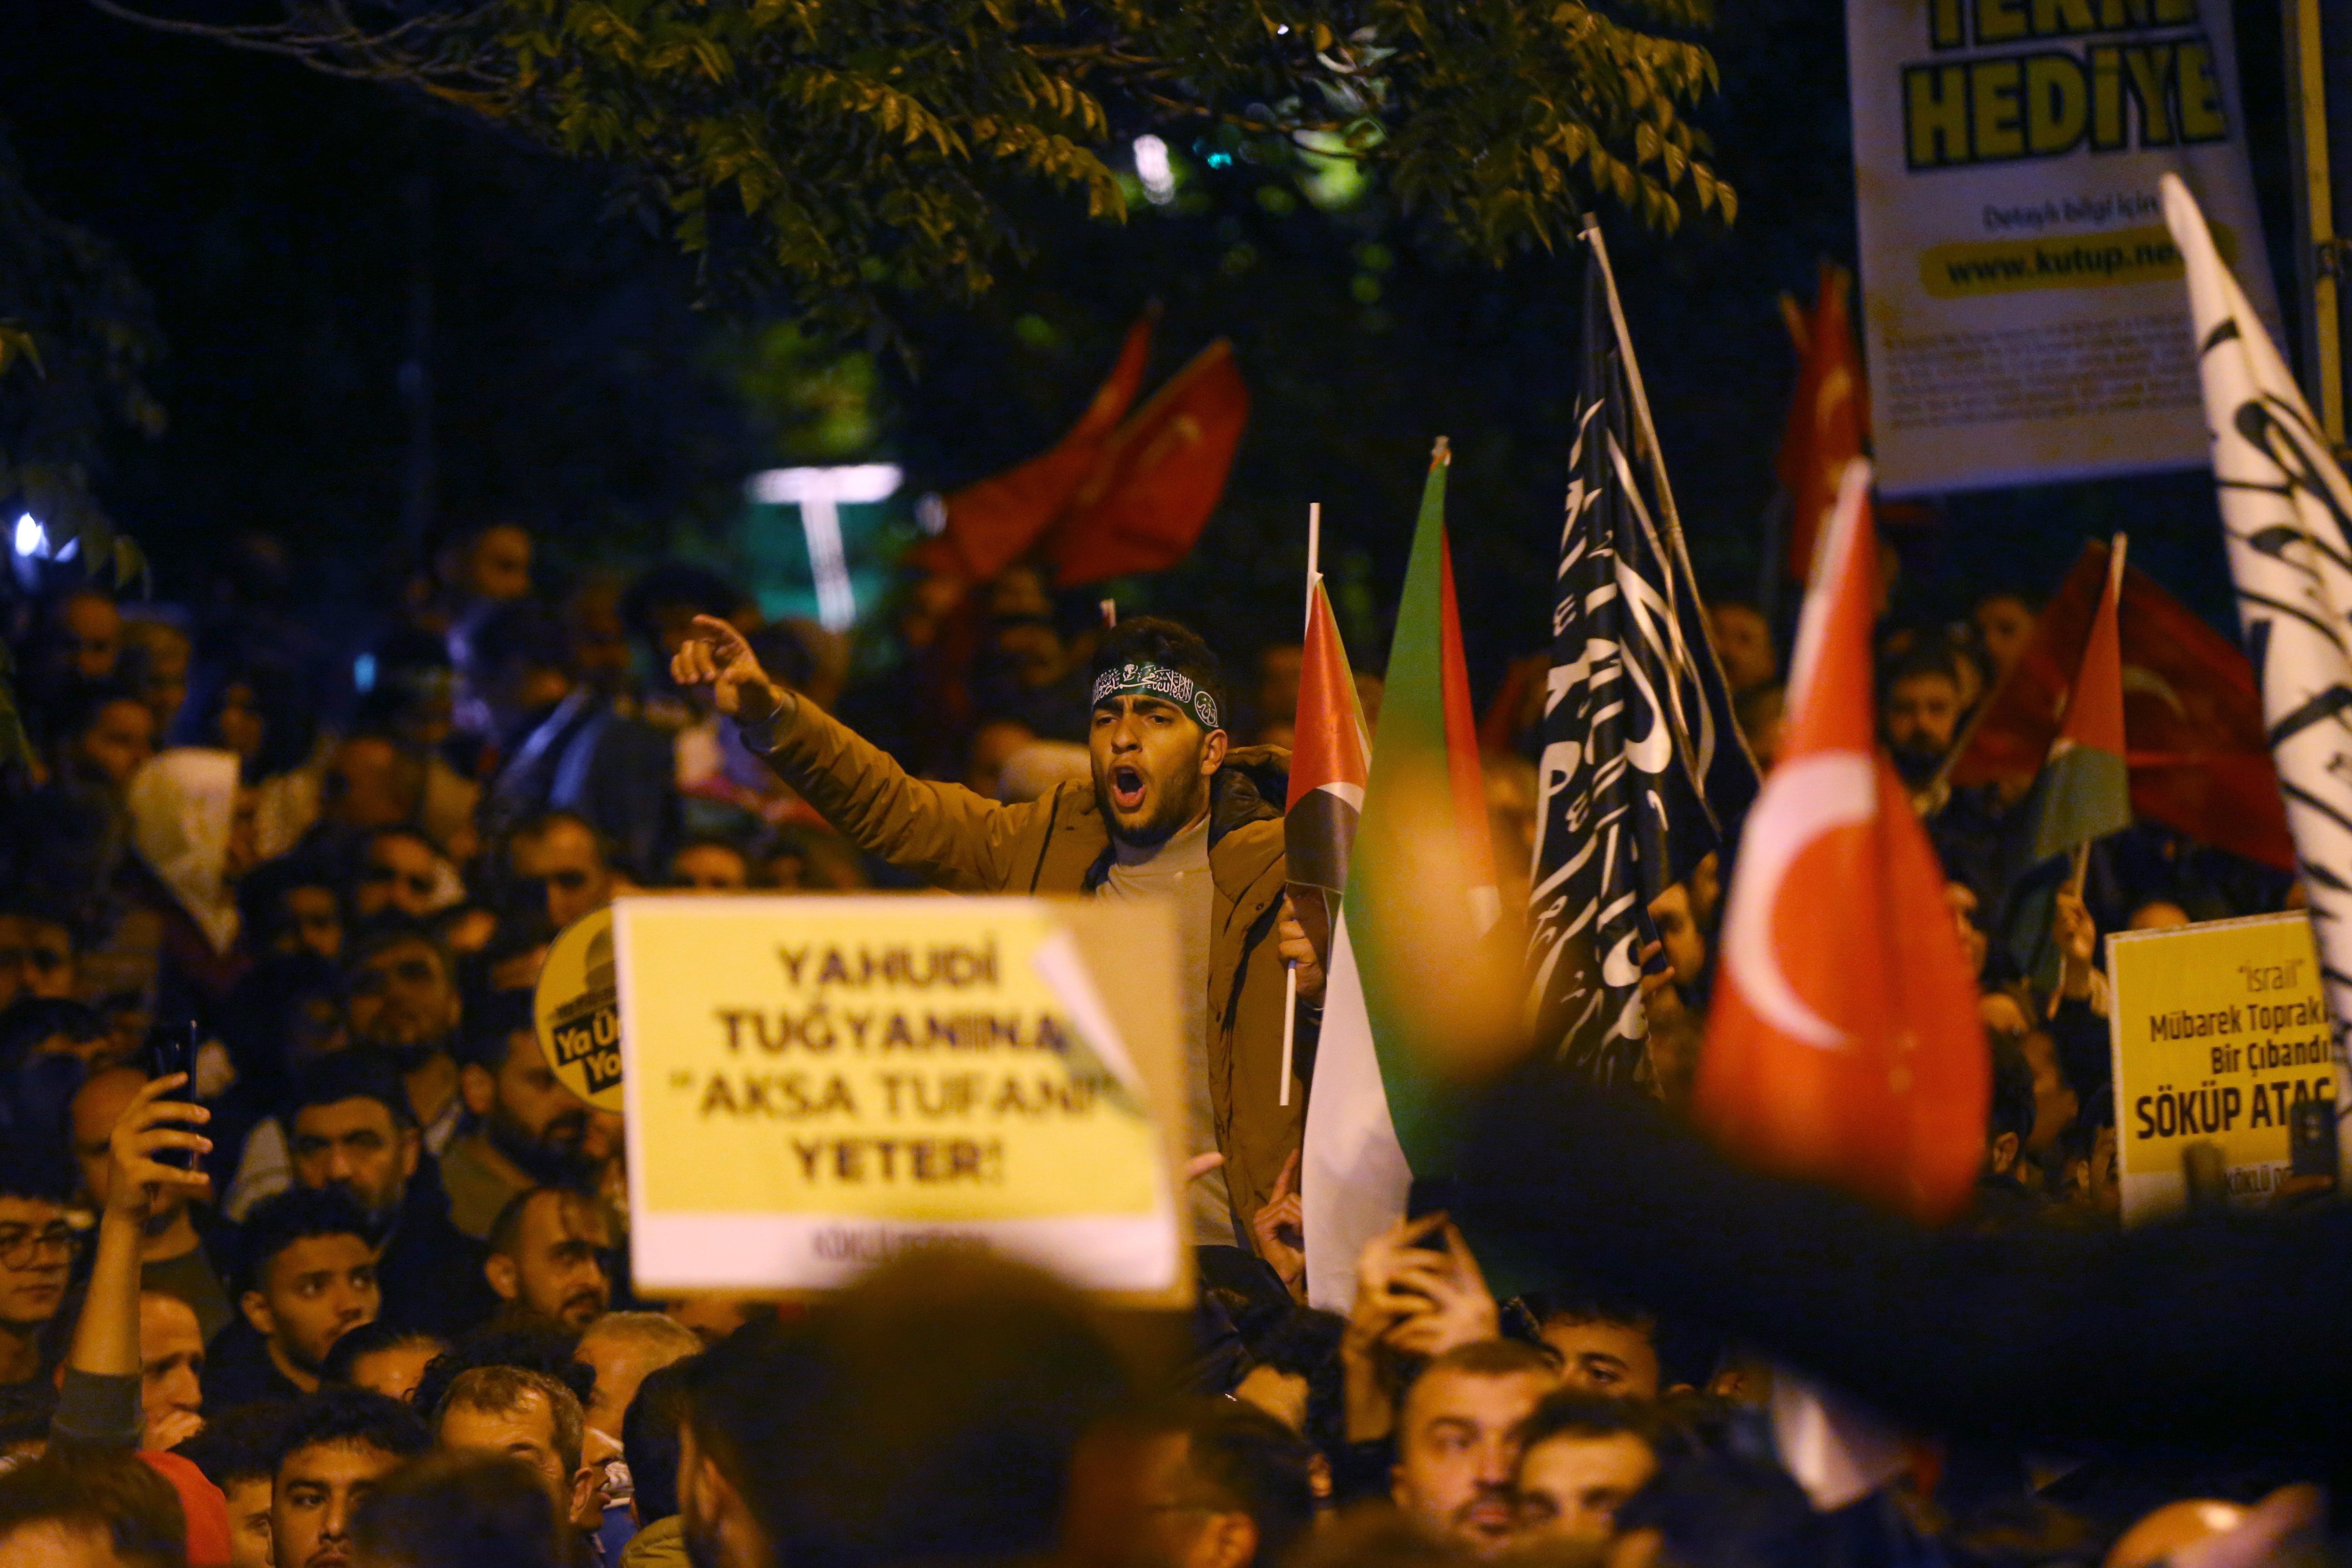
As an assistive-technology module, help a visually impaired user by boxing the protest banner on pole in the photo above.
[536,906,623,1112]
[615,895,1190,1304]
[2108,912,2336,1222]
[1846,0,2281,493]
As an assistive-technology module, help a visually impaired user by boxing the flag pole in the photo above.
[2048,532,2128,1015]
[1281,501,1320,1110]
[1581,216,1685,551]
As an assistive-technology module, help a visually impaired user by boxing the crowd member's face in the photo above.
[1139,1431,1254,1568]
[216,681,266,763]
[2131,901,2192,931]
[467,525,534,603]
[1945,883,1989,977]
[345,1338,442,1404]
[470,1031,591,1182]
[224,1475,274,1568]
[133,632,192,736]
[2020,1030,2078,1155]
[1090,695,1222,850]
[475,1028,588,1176]
[139,1292,205,1437]
[345,938,459,1050]
[1392,1367,1554,1557]
[0,915,74,1004]
[513,819,613,930]
[440,1391,571,1505]
[55,593,122,682]
[1539,1317,1661,1400]
[245,1234,379,1376]
[576,1331,672,1448]
[272,1438,403,1568]
[1257,645,1305,724]
[291,1098,418,1229]
[568,590,634,694]
[354,835,440,921]
[963,719,1036,801]
[490,1191,611,1328]
[1709,603,1777,693]
[1646,885,1705,990]
[0,1196,72,1332]
[1975,594,2035,674]
[75,698,156,789]
[1234,1363,1310,1434]
[1883,673,1961,760]
[72,1068,169,1221]
[279,887,343,962]
[671,843,749,892]
[1515,1430,1657,1545]
[1978,990,2032,1044]
[324,738,412,831]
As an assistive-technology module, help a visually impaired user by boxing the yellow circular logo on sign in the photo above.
[534,906,623,1112]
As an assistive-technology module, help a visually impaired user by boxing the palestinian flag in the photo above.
[2030,539,2132,862]
[1284,578,1372,967]
[1302,441,1497,1309]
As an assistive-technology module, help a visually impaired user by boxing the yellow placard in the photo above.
[613,895,1186,1301]
[2107,912,2338,1221]
[535,906,623,1112]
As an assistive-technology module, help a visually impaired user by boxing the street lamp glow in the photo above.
[748,464,903,632]
[13,514,44,558]
[1133,135,1176,206]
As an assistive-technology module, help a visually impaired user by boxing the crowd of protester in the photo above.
[0,519,2325,1568]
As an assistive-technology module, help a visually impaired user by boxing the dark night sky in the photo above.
[1,0,2312,684]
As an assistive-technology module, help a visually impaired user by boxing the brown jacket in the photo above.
[752,700,1307,1238]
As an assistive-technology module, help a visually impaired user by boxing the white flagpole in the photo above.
[1281,501,1320,1110]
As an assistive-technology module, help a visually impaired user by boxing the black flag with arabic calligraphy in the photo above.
[1525,237,1762,1087]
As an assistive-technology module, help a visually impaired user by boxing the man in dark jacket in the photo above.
[282,1048,496,1338]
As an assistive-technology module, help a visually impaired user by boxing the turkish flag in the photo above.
[1696,461,1988,1224]
[1044,339,1249,588]
[1775,264,1867,583]
[1945,540,2293,872]
[912,311,1157,583]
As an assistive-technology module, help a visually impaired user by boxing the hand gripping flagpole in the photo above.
[1280,502,1322,1109]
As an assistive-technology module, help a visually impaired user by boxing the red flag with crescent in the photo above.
[1695,461,1987,1224]
[1775,264,1867,583]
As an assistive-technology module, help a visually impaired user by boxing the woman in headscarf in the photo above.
[121,746,257,1017]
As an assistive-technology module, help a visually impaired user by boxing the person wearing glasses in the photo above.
[0,1151,78,1391]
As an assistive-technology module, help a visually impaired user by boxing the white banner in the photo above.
[1847,0,2282,493]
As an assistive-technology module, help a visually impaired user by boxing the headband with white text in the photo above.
[1090,662,1221,732]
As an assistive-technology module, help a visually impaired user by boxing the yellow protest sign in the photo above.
[535,906,623,1112]
[2108,911,2339,1221]
[613,894,1187,1302]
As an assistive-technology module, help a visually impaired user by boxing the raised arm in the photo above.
[670,615,1041,891]
[55,1074,212,1452]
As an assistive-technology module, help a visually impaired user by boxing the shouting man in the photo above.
[672,614,1318,1243]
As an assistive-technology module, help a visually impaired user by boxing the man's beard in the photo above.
[1093,768,1208,852]
[488,1102,593,1188]
[332,1178,403,1243]
[1889,742,1945,788]
[357,1025,451,1066]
